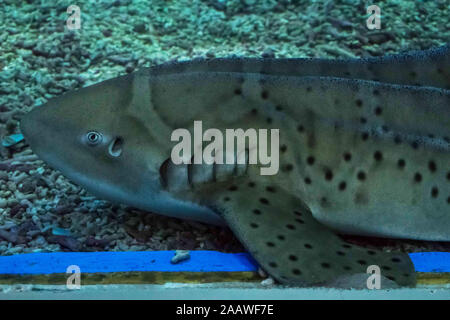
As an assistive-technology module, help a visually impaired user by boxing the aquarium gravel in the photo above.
[0,0,449,257]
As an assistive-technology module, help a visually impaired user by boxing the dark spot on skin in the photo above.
[382,266,391,271]
[251,108,258,115]
[357,260,367,265]
[374,151,383,162]
[307,156,315,165]
[320,197,329,208]
[289,255,298,261]
[344,71,351,76]
[411,141,419,149]
[391,257,401,263]
[431,187,439,198]
[336,251,345,256]
[381,125,389,133]
[447,172,450,181]
[394,135,402,144]
[338,181,346,191]
[373,89,380,96]
[446,197,450,204]
[355,99,363,107]
[375,107,382,116]
[325,169,333,181]
[253,209,261,215]
[292,269,301,275]
[428,161,437,172]
[282,164,293,172]
[367,250,376,255]
[334,99,340,105]
[234,88,242,95]
[277,235,285,240]
[280,145,287,153]
[266,242,275,247]
[306,86,312,92]
[248,182,255,187]
[344,266,352,271]
[261,90,269,99]
[250,223,258,228]
[354,192,369,205]
[295,218,304,224]
[294,210,302,216]
[361,132,369,141]
[304,177,311,185]
[360,117,367,124]
[266,117,272,124]
[386,276,396,281]
[228,185,238,191]
[297,125,304,133]
[343,152,352,162]
[398,159,406,168]
[321,263,331,269]
[342,244,352,249]
[304,243,312,249]
[269,262,277,268]
[286,224,295,230]
[275,105,283,111]
[259,198,269,205]
[357,171,366,181]
[410,71,417,78]
[414,172,422,183]
[266,186,276,193]
[223,197,230,202]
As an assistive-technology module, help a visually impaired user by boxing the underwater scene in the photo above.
[0,0,449,300]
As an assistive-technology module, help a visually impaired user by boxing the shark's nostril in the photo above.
[108,137,123,157]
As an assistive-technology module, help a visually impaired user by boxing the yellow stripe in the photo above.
[0,272,447,286]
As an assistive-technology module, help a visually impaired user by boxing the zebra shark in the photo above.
[21,44,450,287]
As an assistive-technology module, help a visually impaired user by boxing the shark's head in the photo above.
[21,71,223,224]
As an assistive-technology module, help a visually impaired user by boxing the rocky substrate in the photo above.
[0,0,449,255]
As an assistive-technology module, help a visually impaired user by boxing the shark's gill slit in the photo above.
[108,137,124,157]
[159,158,170,188]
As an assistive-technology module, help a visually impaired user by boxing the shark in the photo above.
[21,44,450,287]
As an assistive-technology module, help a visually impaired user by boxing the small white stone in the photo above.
[261,277,275,286]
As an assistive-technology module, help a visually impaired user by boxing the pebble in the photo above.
[170,250,190,264]
[261,277,275,286]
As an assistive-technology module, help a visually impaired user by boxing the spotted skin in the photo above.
[21,45,450,287]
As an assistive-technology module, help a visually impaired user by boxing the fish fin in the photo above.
[203,180,416,287]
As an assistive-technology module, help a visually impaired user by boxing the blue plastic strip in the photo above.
[0,251,259,275]
[409,252,450,273]
[0,251,448,275]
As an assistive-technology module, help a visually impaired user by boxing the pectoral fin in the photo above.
[202,180,416,287]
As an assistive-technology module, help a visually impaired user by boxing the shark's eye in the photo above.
[86,131,102,145]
